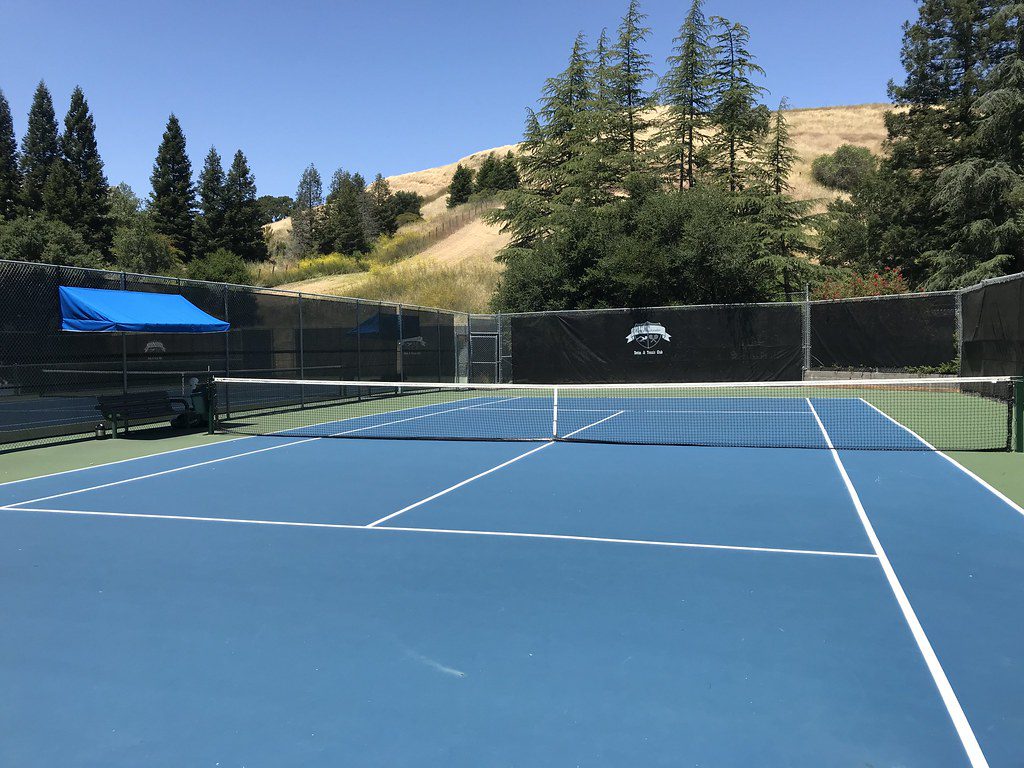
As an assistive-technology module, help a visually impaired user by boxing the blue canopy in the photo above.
[59,286,230,333]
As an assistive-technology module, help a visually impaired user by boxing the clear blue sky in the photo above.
[0,0,918,199]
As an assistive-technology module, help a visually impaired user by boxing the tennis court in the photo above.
[2,378,1023,766]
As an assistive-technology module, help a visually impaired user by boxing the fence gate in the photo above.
[469,314,500,383]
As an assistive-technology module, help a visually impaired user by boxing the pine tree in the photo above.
[291,163,325,257]
[447,164,475,208]
[750,99,817,297]
[222,150,267,261]
[325,169,371,253]
[194,147,227,257]
[924,4,1024,285]
[149,114,195,258]
[707,18,767,192]
[0,89,19,219]
[367,173,398,237]
[19,81,59,212]
[605,0,655,172]
[498,152,520,189]
[56,87,112,253]
[489,35,595,245]
[475,154,502,193]
[656,0,715,190]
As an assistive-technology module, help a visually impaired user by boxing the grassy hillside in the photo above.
[271,104,890,311]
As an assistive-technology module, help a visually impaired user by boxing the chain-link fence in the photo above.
[497,288,973,384]
[3,257,1019,450]
[0,260,467,450]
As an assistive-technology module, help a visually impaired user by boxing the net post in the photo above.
[801,284,811,377]
[206,376,217,435]
[552,386,559,438]
[1015,379,1023,453]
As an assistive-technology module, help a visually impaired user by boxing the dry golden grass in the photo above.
[273,104,891,310]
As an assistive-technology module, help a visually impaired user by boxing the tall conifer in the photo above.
[194,147,227,257]
[606,0,654,171]
[291,163,325,257]
[56,87,112,253]
[222,150,267,261]
[149,114,195,258]
[19,82,59,212]
[657,0,715,190]
[0,89,20,219]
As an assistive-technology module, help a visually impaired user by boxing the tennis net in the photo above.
[212,376,1021,451]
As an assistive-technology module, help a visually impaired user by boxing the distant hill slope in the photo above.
[272,104,890,310]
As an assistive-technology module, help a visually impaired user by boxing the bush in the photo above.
[0,215,105,268]
[112,216,182,275]
[395,212,422,227]
[393,190,424,217]
[186,248,251,284]
[811,145,878,192]
[811,267,909,299]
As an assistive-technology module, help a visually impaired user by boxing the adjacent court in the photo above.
[2,380,1023,767]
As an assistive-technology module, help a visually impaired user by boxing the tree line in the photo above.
[447,152,520,208]
[285,163,425,259]
[0,82,273,282]
[490,0,815,312]
[491,0,1023,312]
[816,0,1023,290]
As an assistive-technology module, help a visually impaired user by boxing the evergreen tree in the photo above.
[819,1,1010,286]
[149,114,196,258]
[656,0,715,190]
[56,87,112,253]
[475,154,502,193]
[324,169,370,253]
[750,99,817,297]
[222,150,267,261]
[447,164,475,208]
[19,81,59,212]
[924,4,1024,285]
[393,190,424,217]
[108,183,141,229]
[112,214,181,275]
[0,89,19,220]
[489,35,594,245]
[367,173,398,237]
[707,18,767,192]
[499,152,521,189]
[194,147,227,257]
[290,163,325,257]
[605,0,655,172]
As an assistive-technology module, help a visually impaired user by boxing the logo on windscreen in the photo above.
[627,321,670,355]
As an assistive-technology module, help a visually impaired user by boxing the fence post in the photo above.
[222,285,231,417]
[355,299,362,384]
[801,284,811,378]
[298,293,305,408]
[120,272,128,397]
[397,304,404,383]
[1015,379,1023,453]
[955,289,964,373]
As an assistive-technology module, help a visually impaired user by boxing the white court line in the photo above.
[471,407,810,414]
[365,410,625,528]
[327,396,521,437]
[0,505,877,559]
[0,394,512,494]
[3,437,322,508]
[858,397,1024,519]
[805,398,990,768]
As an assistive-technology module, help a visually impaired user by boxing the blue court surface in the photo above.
[1,402,1023,766]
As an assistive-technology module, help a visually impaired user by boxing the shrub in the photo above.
[395,212,422,228]
[811,145,878,192]
[811,267,909,299]
[186,248,251,284]
[0,215,105,268]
